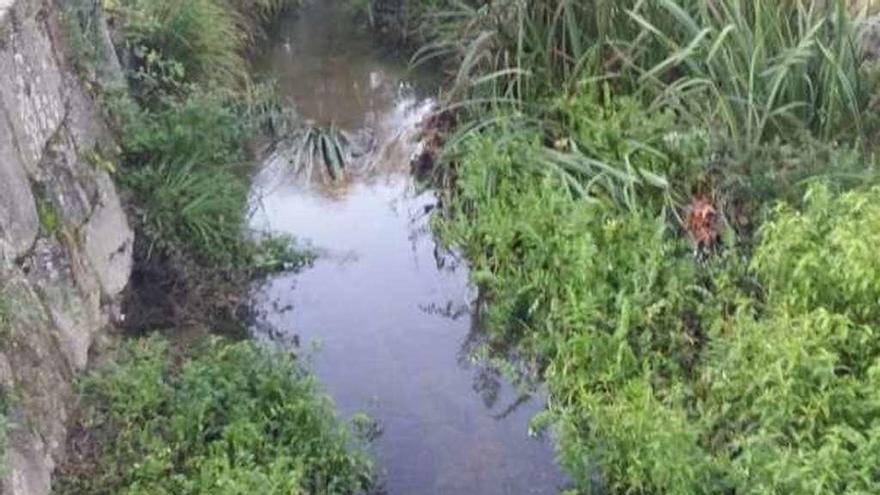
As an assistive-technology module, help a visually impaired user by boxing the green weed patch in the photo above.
[438,122,880,492]
[55,337,373,495]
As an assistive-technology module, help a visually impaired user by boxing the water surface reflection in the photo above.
[249,2,565,493]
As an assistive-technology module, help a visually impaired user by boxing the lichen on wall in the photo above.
[0,1,133,494]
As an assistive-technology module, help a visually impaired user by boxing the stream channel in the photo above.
[248,2,564,493]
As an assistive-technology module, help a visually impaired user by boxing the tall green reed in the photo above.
[421,0,876,147]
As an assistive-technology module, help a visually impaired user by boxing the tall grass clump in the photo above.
[111,87,257,265]
[271,124,356,182]
[113,0,300,91]
[55,337,374,495]
[634,0,874,146]
[416,0,666,103]
[115,0,247,90]
[422,0,877,148]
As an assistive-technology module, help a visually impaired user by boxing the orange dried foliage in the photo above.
[685,196,720,253]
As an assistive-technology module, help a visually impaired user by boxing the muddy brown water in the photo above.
[249,2,565,493]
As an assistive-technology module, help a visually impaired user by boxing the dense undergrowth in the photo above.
[54,337,373,495]
[107,0,301,266]
[55,1,373,493]
[417,0,880,493]
[61,0,312,331]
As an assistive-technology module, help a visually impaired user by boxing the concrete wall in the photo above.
[0,1,132,493]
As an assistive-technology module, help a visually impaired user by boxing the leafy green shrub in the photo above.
[702,308,880,494]
[752,183,880,323]
[120,90,250,167]
[696,185,880,490]
[438,125,723,492]
[56,337,373,495]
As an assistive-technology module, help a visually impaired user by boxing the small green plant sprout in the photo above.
[85,148,117,174]
[36,198,62,237]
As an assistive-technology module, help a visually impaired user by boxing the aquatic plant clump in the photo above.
[280,124,354,182]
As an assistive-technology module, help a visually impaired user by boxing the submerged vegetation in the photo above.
[415,0,880,493]
[55,337,373,495]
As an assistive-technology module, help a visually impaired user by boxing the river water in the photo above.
[248,2,564,493]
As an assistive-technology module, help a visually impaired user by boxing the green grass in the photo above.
[112,89,251,264]
[115,0,247,89]
[112,0,301,94]
[631,0,872,146]
[54,336,374,495]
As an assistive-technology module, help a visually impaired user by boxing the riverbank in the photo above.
[403,2,880,493]
[45,1,378,493]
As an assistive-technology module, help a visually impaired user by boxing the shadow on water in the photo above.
[248,2,567,493]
